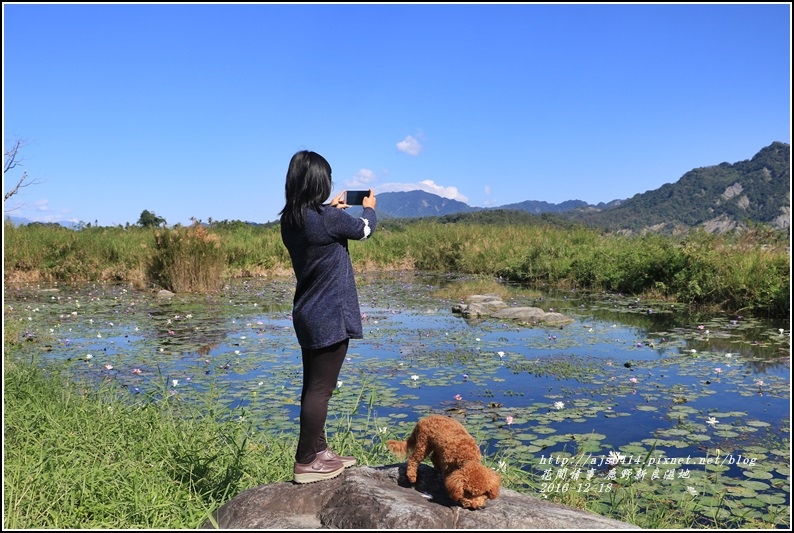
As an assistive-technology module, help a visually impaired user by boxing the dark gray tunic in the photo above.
[281,205,376,349]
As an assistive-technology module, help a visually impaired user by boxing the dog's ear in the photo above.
[484,467,501,499]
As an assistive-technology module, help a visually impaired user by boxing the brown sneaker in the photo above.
[293,455,345,484]
[317,448,357,468]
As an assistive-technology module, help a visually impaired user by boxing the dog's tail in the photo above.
[386,439,410,458]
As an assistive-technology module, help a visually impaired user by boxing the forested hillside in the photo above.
[561,141,790,234]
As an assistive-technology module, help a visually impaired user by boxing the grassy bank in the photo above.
[3,217,789,316]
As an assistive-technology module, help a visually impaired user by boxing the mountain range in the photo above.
[362,141,790,234]
[6,142,789,234]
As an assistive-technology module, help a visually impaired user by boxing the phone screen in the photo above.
[346,190,370,205]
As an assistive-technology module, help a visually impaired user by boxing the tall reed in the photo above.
[148,224,225,293]
[3,218,789,316]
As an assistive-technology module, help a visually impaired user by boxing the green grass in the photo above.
[4,218,788,317]
[3,356,277,528]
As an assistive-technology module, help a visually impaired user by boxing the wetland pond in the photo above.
[5,271,790,526]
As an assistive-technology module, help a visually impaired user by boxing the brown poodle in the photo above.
[387,414,501,509]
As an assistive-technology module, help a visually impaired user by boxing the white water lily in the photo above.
[706,417,719,427]
[497,351,505,357]
[554,401,565,410]
[172,379,179,387]
[686,486,698,496]
[411,374,419,381]
[606,450,626,465]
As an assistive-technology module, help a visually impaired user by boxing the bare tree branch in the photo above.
[4,139,44,206]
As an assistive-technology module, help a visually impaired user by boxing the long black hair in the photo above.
[279,150,333,229]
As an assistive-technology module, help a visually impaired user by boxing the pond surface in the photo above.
[4,271,790,527]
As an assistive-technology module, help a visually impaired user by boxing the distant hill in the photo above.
[374,190,479,218]
[500,199,588,214]
[372,191,606,219]
[5,215,79,229]
[560,141,790,234]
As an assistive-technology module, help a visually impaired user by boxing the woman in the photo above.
[278,150,377,483]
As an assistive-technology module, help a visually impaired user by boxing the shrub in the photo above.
[148,224,225,293]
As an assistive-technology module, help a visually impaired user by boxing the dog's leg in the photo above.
[405,425,426,483]
[428,450,447,474]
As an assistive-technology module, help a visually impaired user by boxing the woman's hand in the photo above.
[362,189,376,210]
[329,191,349,209]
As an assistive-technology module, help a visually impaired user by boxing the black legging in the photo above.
[295,339,348,464]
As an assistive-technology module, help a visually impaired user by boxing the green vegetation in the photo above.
[3,354,296,528]
[565,141,790,233]
[3,216,788,317]
[137,209,167,228]
[148,224,225,292]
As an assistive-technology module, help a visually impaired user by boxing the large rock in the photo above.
[452,294,574,326]
[202,464,638,529]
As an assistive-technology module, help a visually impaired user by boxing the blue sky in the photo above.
[3,2,791,227]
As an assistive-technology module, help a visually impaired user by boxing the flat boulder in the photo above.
[202,464,638,529]
[452,294,574,326]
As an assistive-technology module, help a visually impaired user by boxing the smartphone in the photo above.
[345,190,370,206]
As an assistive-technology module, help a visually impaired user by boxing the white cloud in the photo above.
[379,179,469,203]
[345,168,376,188]
[13,198,75,223]
[396,135,422,156]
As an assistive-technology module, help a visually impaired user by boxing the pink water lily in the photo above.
[454,394,462,401]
